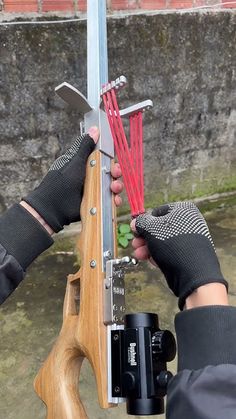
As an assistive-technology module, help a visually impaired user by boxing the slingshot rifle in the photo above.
[34,1,135,417]
[34,1,175,417]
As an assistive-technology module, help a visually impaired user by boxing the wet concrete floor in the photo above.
[0,204,236,419]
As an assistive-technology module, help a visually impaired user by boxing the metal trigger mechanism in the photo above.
[104,256,138,326]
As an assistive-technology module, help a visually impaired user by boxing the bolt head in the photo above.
[90,260,96,268]
[90,207,97,215]
[90,159,96,167]
[104,250,112,259]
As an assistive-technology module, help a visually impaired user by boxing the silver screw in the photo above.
[113,334,119,341]
[104,250,112,259]
[90,159,96,167]
[105,278,111,289]
[90,207,97,215]
[90,260,96,268]
[114,386,120,393]
[131,257,138,266]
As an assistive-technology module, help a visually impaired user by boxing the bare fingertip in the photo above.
[88,126,100,144]
[112,165,122,178]
[130,219,136,232]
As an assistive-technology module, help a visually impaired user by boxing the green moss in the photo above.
[192,176,236,199]
[0,309,32,334]
[145,177,236,212]
[198,194,236,213]
[156,27,170,50]
[118,184,236,220]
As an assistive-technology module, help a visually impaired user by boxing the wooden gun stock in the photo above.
[34,149,117,418]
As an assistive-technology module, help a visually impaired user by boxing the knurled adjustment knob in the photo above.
[151,330,176,362]
[156,370,173,390]
[122,371,136,394]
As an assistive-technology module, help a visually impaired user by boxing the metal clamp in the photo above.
[104,256,137,325]
[120,100,153,118]
[100,75,127,95]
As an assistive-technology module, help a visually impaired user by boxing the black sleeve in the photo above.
[167,364,236,419]
[0,203,53,304]
[166,306,236,419]
[0,243,25,304]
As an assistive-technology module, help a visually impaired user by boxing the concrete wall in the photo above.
[0,11,236,211]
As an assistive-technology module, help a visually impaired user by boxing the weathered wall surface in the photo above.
[0,11,236,211]
[1,0,235,15]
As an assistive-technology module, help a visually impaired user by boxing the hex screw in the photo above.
[114,386,120,393]
[104,250,112,259]
[90,159,96,167]
[90,207,97,215]
[90,260,96,268]
[113,334,119,341]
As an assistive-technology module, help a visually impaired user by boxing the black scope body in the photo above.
[111,313,176,416]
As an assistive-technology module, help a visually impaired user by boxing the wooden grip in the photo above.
[34,316,87,419]
[34,149,117,417]
[75,149,114,409]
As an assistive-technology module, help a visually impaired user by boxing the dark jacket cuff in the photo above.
[0,243,25,304]
[175,305,236,371]
[0,203,54,270]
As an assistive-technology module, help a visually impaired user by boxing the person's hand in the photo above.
[131,201,228,310]
[21,127,123,234]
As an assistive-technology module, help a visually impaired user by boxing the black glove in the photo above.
[135,201,227,310]
[24,133,95,232]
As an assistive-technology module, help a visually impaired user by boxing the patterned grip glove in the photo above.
[135,202,227,310]
[24,133,95,233]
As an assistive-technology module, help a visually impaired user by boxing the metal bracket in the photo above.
[101,76,128,96]
[84,108,114,158]
[107,324,125,404]
[55,82,114,157]
[100,76,153,123]
[100,75,127,95]
[104,256,137,325]
[55,82,93,113]
[120,99,153,118]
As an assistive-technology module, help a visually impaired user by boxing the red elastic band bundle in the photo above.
[102,88,145,217]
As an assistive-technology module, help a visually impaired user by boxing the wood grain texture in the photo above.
[34,149,117,418]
